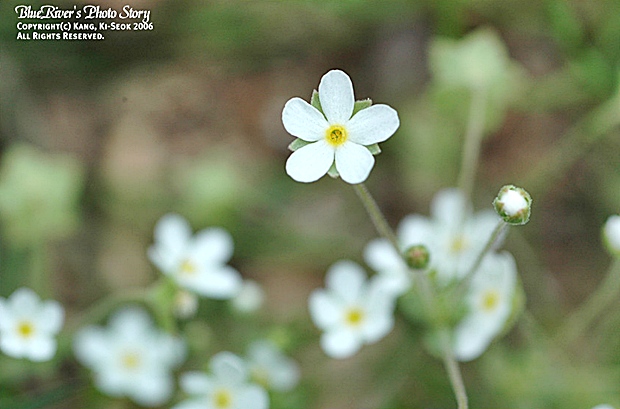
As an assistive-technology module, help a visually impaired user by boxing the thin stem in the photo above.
[352,183,400,252]
[558,258,620,346]
[522,95,620,196]
[457,87,488,201]
[352,182,468,409]
[457,220,508,295]
[440,328,469,409]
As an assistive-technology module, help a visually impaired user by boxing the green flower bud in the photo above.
[493,185,532,225]
[404,244,431,270]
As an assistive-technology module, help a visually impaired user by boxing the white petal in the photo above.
[109,308,152,336]
[181,372,214,395]
[285,141,334,183]
[190,228,234,266]
[25,336,56,361]
[334,142,375,184]
[320,328,361,359]
[398,214,435,248]
[282,97,329,142]
[9,287,40,315]
[210,352,248,385]
[361,312,394,344]
[235,385,269,409]
[318,70,354,124]
[184,266,242,299]
[37,300,64,334]
[346,104,400,145]
[73,327,108,366]
[325,260,366,302]
[431,189,469,227]
[1,333,27,358]
[364,238,404,272]
[268,358,300,392]
[0,300,15,331]
[453,315,495,361]
[130,374,173,406]
[308,290,341,329]
[172,399,207,409]
[154,213,192,247]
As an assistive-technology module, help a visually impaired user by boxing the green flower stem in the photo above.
[29,240,49,297]
[457,86,488,201]
[558,258,620,346]
[352,182,469,409]
[522,95,620,196]
[457,220,508,296]
[352,183,400,252]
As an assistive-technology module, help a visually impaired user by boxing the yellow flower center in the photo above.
[213,389,233,409]
[121,352,141,370]
[450,235,469,254]
[179,259,197,276]
[481,290,500,312]
[17,321,35,338]
[325,125,347,146]
[345,307,365,327]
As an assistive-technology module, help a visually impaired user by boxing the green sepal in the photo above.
[288,138,310,152]
[310,89,324,114]
[327,163,339,178]
[353,98,372,115]
[366,143,381,155]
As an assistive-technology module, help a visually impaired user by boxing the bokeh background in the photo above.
[1,0,619,408]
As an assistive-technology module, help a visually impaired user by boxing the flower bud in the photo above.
[493,185,532,225]
[404,244,431,270]
[603,215,620,257]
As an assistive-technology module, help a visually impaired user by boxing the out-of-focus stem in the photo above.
[558,258,620,346]
[457,87,488,201]
[352,182,468,409]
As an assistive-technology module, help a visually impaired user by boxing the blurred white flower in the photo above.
[453,252,517,361]
[366,189,500,286]
[592,405,615,409]
[309,260,395,359]
[148,213,242,299]
[0,287,64,362]
[231,280,265,314]
[282,69,399,184]
[173,351,268,409]
[603,215,620,257]
[74,307,186,407]
[246,340,300,392]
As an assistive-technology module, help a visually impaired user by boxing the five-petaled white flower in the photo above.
[309,260,395,359]
[246,340,300,392]
[365,189,500,286]
[282,69,400,184]
[453,252,517,361]
[73,307,186,407]
[148,213,243,299]
[0,287,64,362]
[173,351,269,409]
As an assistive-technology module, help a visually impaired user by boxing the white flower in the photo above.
[74,307,186,407]
[148,213,243,299]
[309,260,395,359]
[603,215,620,257]
[366,189,500,286]
[0,287,64,362]
[282,69,400,184]
[246,340,300,392]
[173,352,268,409]
[592,405,615,409]
[453,252,517,361]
